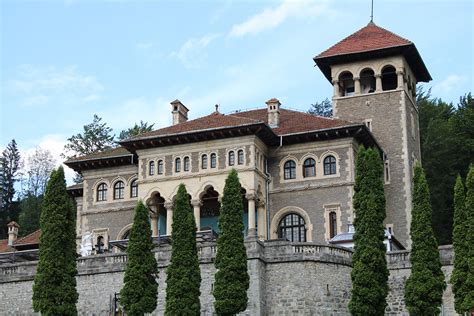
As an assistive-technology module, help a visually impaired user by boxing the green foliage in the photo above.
[349,146,388,315]
[404,164,445,315]
[119,121,154,140]
[451,175,470,313]
[120,200,158,315]
[213,169,249,315]
[165,184,201,315]
[18,194,43,236]
[32,166,78,315]
[0,139,22,238]
[418,89,473,244]
[308,98,333,117]
[461,165,474,311]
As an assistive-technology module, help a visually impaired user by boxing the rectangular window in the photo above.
[384,160,390,184]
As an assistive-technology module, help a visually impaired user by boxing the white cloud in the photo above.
[229,0,329,37]
[171,34,220,69]
[432,74,466,96]
[5,65,104,107]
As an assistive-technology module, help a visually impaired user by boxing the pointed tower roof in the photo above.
[314,22,431,83]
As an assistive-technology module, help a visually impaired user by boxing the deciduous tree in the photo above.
[349,146,388,315]
[165,184,201,315]
[32,166,78,315]
[405,163,445,315]
[120,201,158,315]
[213,169,249,315]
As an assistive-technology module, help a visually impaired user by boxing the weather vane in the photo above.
[370,0,374,22]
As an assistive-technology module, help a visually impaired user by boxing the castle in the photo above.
[0,22,456,315]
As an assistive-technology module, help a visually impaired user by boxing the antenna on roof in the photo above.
[370,0,374,22]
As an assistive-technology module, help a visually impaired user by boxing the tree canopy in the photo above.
[119,121,154,140]
[307,98,333,117]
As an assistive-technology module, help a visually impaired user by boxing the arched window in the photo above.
[175,158,181,172]
[228,151,235,166]
[149,161,155,176]
[339,71,355,96]
[97,183,107,201]
[201,154,208,169]
[278,213,306,242]
[303,158,316,178]
[210,153,217,168]
[381,65,397,91]
[284,160,296,180]
[324,155,337,175]
[114,181,125,200]
[183,156,190,171]
[157,160,164,175]
[130,179,138,198]
[329,211,337,238]
[360,68,376,94]
[238,149,244,165]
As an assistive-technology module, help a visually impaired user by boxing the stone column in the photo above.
[375,74,382,92]
[397,70,405,89]
[246,193,256,237]
[257,202,266,240]
[191,199,202,231]
[354,77,361,95]
[332,80,340,97]
[149,205,159,237]
[164,201,174,235]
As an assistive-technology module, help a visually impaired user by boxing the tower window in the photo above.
[202,154,208,169]
[175,158,181,172]
[339,71,355,96]
[130,179,138,198]
[97,183,107,202]
[183,156,190,172]
[278,213,306,242]
[237,150,244,165]
[381,65,397,91]
[113,181,125,200]
[324,156,337,175]
[360,68,376,94]
[284,160,296,180]
[303,158,316,178]
[157,160,164,175]
[210,153,217,168]
[149,161,155,176]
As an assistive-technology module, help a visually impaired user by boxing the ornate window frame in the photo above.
[271,206,313,242]
[324,203,341,241]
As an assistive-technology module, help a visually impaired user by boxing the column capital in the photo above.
[331,79,339,85]
[257,200,265,208]
[164,201,174,210]
[191,199,202,207]
[245,193,257,201]
[374,73,382,78]
[353,76,360,81]
[148,204,158,213]
[396,70,405,75]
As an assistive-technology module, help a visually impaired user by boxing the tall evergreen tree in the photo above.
[405,164,446,315]
[307,98,333,117]
[165,184,201,315]
[32,166,78,315]
[213,169,249,315]
[349,146,388,315]
[461,165,474,311]
[120,201,158,315]
[450,175,469,313]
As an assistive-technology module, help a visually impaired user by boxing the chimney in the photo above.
[171,99,189,125]
[7,221,19,246]
[266,98,281,128]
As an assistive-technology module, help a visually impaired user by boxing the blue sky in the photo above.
[1,0,473,181]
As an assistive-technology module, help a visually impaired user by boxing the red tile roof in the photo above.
[0,239,13,253]
[15,229,41,246]
[65,146,131,163]
[316,22,412,58]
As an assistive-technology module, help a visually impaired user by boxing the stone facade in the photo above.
[0,242,455,315]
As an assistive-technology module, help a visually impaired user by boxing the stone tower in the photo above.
[314,22,431,248]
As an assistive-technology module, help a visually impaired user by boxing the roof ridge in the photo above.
[15,229,41,245]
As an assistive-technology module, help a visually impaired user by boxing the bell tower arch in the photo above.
[314,22,431,248]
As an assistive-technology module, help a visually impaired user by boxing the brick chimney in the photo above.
[266,98,281,128]
[171,99,189,125]
[7,221,19,246]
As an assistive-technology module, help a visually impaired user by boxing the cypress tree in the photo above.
[32,166,78,315]
[349,146,389,315]
[461,165,474,311]
[165,184,201,315]
[120,200,158,315]
[450,175,469,313]
[405,163,446,315]
[213,169,249,315]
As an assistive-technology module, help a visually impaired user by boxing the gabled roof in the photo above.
[317,22,412,59]
[0,229,41,253]
[314,22,431,83]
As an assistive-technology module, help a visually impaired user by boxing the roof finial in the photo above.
[215,104,219,112]
[370,0,374,23]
